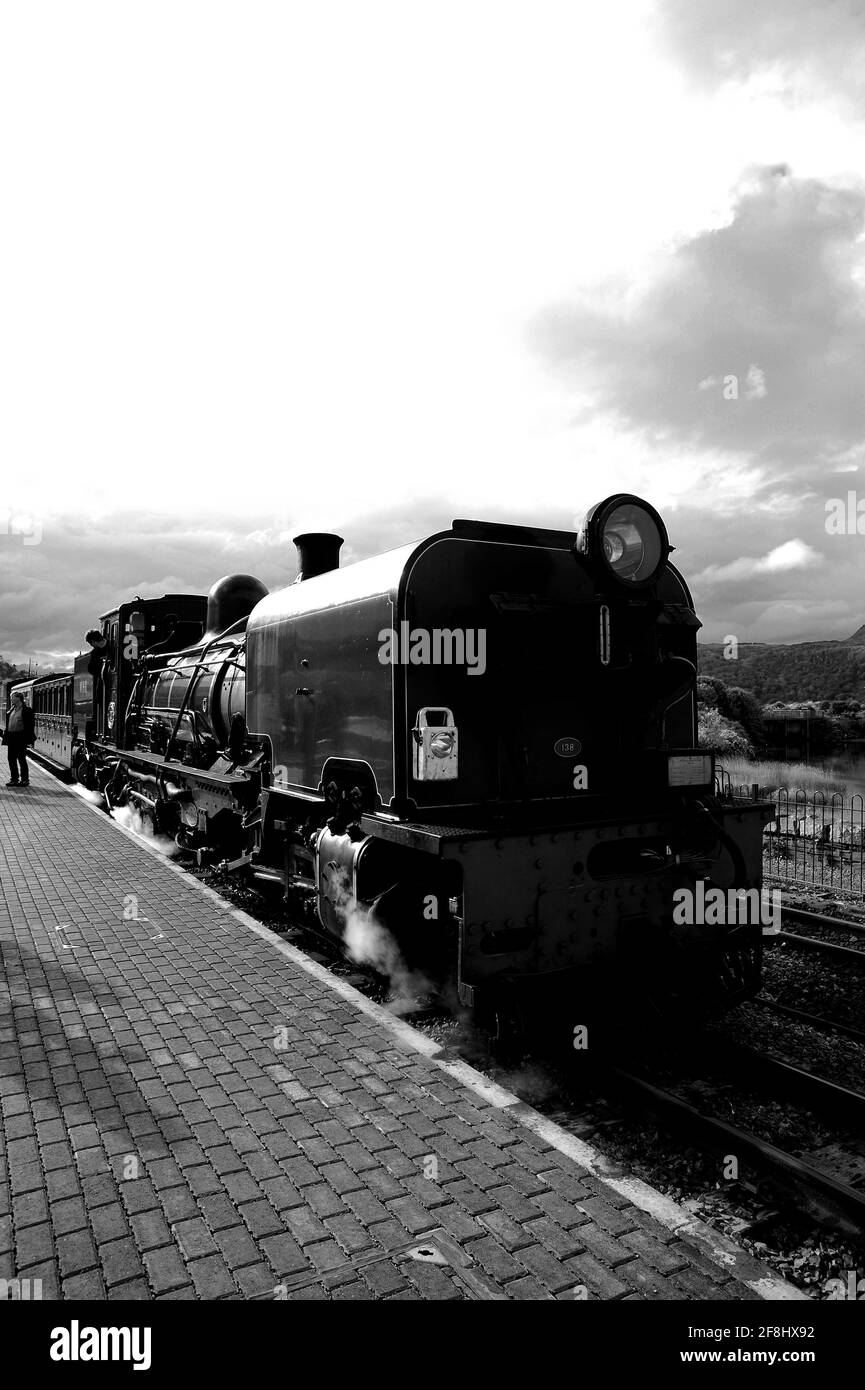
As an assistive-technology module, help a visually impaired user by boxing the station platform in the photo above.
[0,763,807,1301]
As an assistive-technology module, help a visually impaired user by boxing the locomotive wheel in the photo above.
[74,755,98,791]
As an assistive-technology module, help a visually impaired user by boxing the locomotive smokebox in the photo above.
[203,574,269,638]
[293,532,344,582]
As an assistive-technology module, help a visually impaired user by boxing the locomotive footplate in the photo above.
[91,744,255,796]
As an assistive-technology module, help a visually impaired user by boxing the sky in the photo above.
[2,0,865,668]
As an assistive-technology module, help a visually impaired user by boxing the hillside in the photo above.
[698,628,865,702]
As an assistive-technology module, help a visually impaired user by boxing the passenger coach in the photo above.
[5,673,77,775]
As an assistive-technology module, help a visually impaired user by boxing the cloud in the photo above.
[0,502,459,668]
[0,496,861,666]
[654,0,865,114]
[692,537,823,585]
[698,362,767,399]
[667,493,865,643]
[532,165,865,497]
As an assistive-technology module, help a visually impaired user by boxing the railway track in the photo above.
[772,908,865,966]
[604,1064,865,1231]
[755,997,865,1048]
[594,1014,865,1235]
[718,1040,865,1130]
[782,905,865,937]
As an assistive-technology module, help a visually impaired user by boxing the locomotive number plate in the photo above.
[554,737,581,758]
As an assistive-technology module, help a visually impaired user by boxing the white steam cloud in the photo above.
[111,802,179,858]
[329,868,433,1015]
[70,783,105,807]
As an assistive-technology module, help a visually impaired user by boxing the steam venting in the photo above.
[326,867,433,1015]
[203,574,269,638]
[294,533,344,582]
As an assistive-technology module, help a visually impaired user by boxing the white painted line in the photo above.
[433,1058,522,1109]
[507,1107,809,1301]
[53,769,808,1300]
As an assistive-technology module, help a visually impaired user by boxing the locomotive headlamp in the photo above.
[576,494,670,589]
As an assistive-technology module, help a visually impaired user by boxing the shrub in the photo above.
[698,707,753,756]
[696,677,723,709]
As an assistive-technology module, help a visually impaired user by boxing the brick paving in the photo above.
[0,763,799,1300]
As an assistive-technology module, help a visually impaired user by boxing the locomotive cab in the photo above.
[79,578,269,853]
[86,594,209,747]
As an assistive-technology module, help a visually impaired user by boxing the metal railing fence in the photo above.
[716,771,865,895]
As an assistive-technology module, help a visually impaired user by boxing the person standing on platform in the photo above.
[3,691,35,787]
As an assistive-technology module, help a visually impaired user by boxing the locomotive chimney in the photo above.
[293,532,344,582]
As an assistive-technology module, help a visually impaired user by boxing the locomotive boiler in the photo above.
[73,495,773,1027]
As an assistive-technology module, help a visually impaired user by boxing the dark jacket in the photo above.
[2,703,36,746]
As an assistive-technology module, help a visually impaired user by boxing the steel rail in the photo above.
[606,1066,865,1228]
[755,997,865,1050]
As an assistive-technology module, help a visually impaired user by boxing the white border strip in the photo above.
[56,772,808,1301]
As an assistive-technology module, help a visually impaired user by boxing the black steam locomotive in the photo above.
[8,496,773,1025]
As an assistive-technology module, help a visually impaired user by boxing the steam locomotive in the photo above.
[5,496,773,1027]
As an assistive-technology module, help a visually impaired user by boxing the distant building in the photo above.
[763,707,811,757]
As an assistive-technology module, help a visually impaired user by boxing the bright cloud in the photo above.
[694,538,824,585]
[2,2,865,659]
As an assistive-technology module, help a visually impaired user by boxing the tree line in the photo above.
[697,676,865,757]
